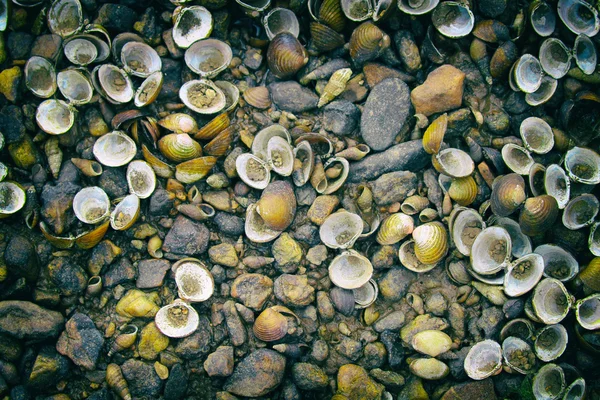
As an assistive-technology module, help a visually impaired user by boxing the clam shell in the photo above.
[519,195,559,236]
[422,113,447,155]
[135,71,164,108]
[590,222,600,256]
[97,64,134,104]
[490,40,518,78]
[557,0,599,36]
[36,99,76,135]
[111,32,144,65]
[519,117,554,154]
[320,210,364,249]
[0,182,26,216]
[76,220,110,250]
[513,54,543,93]
[40,221,75,249]
[470,226,512,275]
[159,113,199,135]
[121,42,161,78]
[73,186,110,224]
[172,6,213,49]
[532,364,566,399]
[341,0,372,21]
[263,8,300,40]
[525,75,558,107]
[564,147,600,185]
[194,113,229,140]
[464,340,502,380]
[563,378,586,400]
[353,279,378,309]
[535,243,579,282]
[500,318,534,342]
[292,140,314,187]
[532,278,573,324]
[175,156,218,184]
[501,144,534,175]
[158,133,202,163]
[203,126,232,157]
[155,300,200,338]
[48,0,83,38]
[317,0,346,31]
[214,80,240,113]
[179,79,226,115]
[530,0,556,37]
[25,56,57,98]
[451,208,484,256]
[110,194,140,231]
[310,22,345,52]
[245,202,282,243]
[142,145,175,179]
[490,173,526,217]
[256,181,296,231]
[448,176,477,206]
[184,39,232,78]
[399,239,437,273]
[409,358,449,380]
[502,336,536,374]
[432,148,474,178]
[127,160,156,199]
[243,86,271,110]
[253,307,289,342]
[234,0,271,15]
[534,324,568,362]
[328,249,373,289]
[267,32,308,79]
[432,1,474,38]
[375,212,414,245]
[173,258,214,302]
[267,136,294,176]
[528,163,546,197]
[330,286,356,316]
[412,221,448,265]
[349,22,390,65]
[575,293,600,330]
[57,69,94,106]
[539,38,571,79]
[504,253,544,297]
[236,153,270,190]
[490,216,532,258]
[252,124,291,161]
[573,34,597,75]
[397,0,438,15]
[579,257,600,290]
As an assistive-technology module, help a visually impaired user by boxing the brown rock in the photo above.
[307,195,340,225]
[223,349,286,397]
[441,378,497,400]
[274,274,315,307]
[363,63,414,88]
[231,273,273,310]
[204,346,234,377]
[337,364,384,400]
[410,64,466,116]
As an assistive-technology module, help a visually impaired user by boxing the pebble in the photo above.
[400,314,449,344]
[336,337,363,361]
[292,224,320,245]
[322,100,360,135]
[160,58,183,100]
[360,77,411,151]
[149,188,175,216]
[370,368,405,389]
[214,212,245,236]
[311,340,329,363]
[174,316,212,359]
[477,307,504,339]
[0,333,21,362]
[138,322,169,360]
[361,342,387,369]
[371,170,418,205]
[222,300,246,347]
[98,168,128,199]
[29,34,62,61]
[373,311,406,332]
[379,330,405,369]
[478,0,506,18]
[46,257,88,296]
[4,235,39,282]
[295,185,317,206]
[104,258,137,288]
[230,273,273,310]
[292,363,329,390]
[56,313,104,370]
[336,364,384,400]
[378,267,417,301]
[274,274,315,307]
[448,346,470,380]
[121,359,163,398]
[272,233,303,272]
[154,362,169,380]
[27,346,70,389]
[424,292,448,316]
[363,63,413,88]
[411,64,466,116]
[243,48,263,70]
[0,66,21,103]
[162,29,183,59]
[269,81,319,113]
[94,4,136,32]
[442,377,497,400]
[209,243,239,267]
[164,364,188,400]
[306,245,328,265]
[223,349,286,397]
[204,346,234,377]
[162,216,210,257]
[307,195,339,225]
[7,32,33,60]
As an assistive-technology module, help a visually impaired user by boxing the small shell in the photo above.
[501,144,534,175]
[318,157,349,195]
[535,244,579,282]
[329,250,373,289]
[412,330,452,357]
[47,0,83,38]
[267,32,308,79]
[431,1,474,38]
[432,148,474,178]
[177,203,215,221]
[127,160,156,199]
[502,336,536,374]
[490,173,526,217]
[464,340,502,380]
[96,64,134,104]
[330,287,356,316]
[267,136,294,176]
[451,207,484,256]
[135,71,164,108]
[184,39,232,78]
[173,258,214,302]
[401,195,429,215]
[172,6,213,49]
[179,79,226,115]
[375,212,414,245]
[44,137,62,180]
[159,113,199,135]
[56,68,93,106]
[349,22,390,65]
[316,0,346,31]
[175,156,218,184]
[470,226,512,276]
[236,153,270,190]
[490,216,531,258]
[155,300,200,338]
[76,220,110,249]
[532,278,573,324]
[575,293,600,330]
[525,75,558,107]
[263,8,300,40]
[252,124,291,160]
[353,279,378,309]
[530,0,556,37]
[71,158,103,177]
[409,358,449,380]
[106,363,132,400]
[318,68,352,108]
[512,54,543,93]
[504,253,544,297]
[490,40,519,78]
[73,187,110,225]
[519,117,554,154]
[253,307,289,342]
[243,86,271,110]
[36,99,76,135]
[93,131,137,167]
[108,325,138,357]
[64,37,99,66]
[335,144,370,161]
[158,133,202,163]
[110,194,140,231]
[142,145,175,179]
[194,113,229,140]
[292,141,314,187]
[519,195,559,236]
[412,221,448,265]
[573,33,597,75]
[564,147,600,185]
[214,81,240,113]
[532,364,566,400]
[544,164,570,210]
[448,176,477,206]
[341,0,373,21]
[320,210,364,249]
[534,324,568,362]
[422,113,447,155]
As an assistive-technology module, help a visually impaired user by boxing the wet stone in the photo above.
[363,63,413,88]
[424,292,448,316]
[477,306,504,339]
[204,346,234,377]
[163,30,184,59]
[159,58,183,100]
[56,313,104,371]
[209,243,239,267]
[371,170,418,205]
[104,258,137,288]
[164,364,188,400]
[269,81,319,113]
[29,34,62,62]
[222,300,246,347]
[292,363,328,390]
[149,188,175,216]
[361,342,387,370]
[336,336,363,361]
[0,67,22,103]
[94,4,136,32]
[322,100,360,136]
[442,377,497,400]
[4,235,39,282]
[448,346,470,380]
[230,273,273,310]
[174,316,212,359]
[373,311,406,332]
[274,274,315,307]
[337,364,384,400]
[7,32,33,60]
[370,368,405,389]
[306,245,328,265]
[244,48,263,70]
[27,346,70,389]
[214,212,245,236]
[378,267,417,301]
[295,185,317,206]
[400,314,449,344]
[223,349,286,397]
[478,0,506,18]
[411,64,466,116]
[47,257,88,296]
[272,233,303,272]
[292,224,320,246]
[138,322,169,360]
[311,339,329,363]
[122,359,163,398]
[162,216,210,257]
[98,168,128,199]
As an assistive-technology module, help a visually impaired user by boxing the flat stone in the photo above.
[360,77,411,151]
[306,245,328,265]
[230,273,273,310]
[222,300,246,347]
[348,140,429,182]
[105,258,137,288]
[204,346,234,377]
[223,349,286,397]
[363,63,413,88]
[56,313,104,370]
[162,216,210,257]
[149,188,174,216]
[322,100,360,135]
[411,64,466,116]
[373,311,406,332]
[274,274,315,307]
[378,267,417,301]
[0,301,64,340]
[4,235,39,282]
[269,81,318,113]
[441,378,497,400]
[121,359,163,398]
[371,171,418,205]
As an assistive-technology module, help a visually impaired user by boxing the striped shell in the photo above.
[175,156,218,184]
[490,173,526,217]
[310,22,345,52]
[318,0,346,31]
[267,32,309,79]
[158,133,202,163]
[194,113,230,140]
[243,86,271,109]
[142,145,175,179]
[253,306,296,342]
[412,221,448,265]
[422,113,447,154]
[376,212,414,245]
[519,195,559,236]
[401,195,429,215]
[203,126,233,156]
[448,176,477,206]
[106,364,132,400]
[349,22,390,65]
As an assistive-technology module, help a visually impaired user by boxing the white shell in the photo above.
[155,300,200,338]
[450,207,484,256]
[329,250,373,289]
[539,38,571,79]
[470,226,512,276]
[135,71,164,108]
[245,202,282,243]
[319,210,364,249]
[490,216,532,258]
[93,131,137,167]
[532,278,573,324]
[503,253,544,297]
[36,99,75,135]
[174,259,215,302]
[564,147,600,185]
[353,279,378,308]
[534,324,568,362]
[0,182,26,216]
[434,148,474,178]
[263,8,300,40]
[535,244,579,282]
[127,160,156,199]
[501,336,536,374]
[464,340,502,380]
[532,364,566,400]
[292,140,314,187]
[97,64,134,104]
[252,124,291,161]
[519,117,554,154]
[236,153,271,190]
[214,80,240,113]
[110,194,140,231]
[25,56,57,98]
[121,41,162,78]
[184,39,232,78]
[172,6,214,49]
[319,157,349,195]
[544,164,570,209]
[73,186,110,224]
[502,144,535,175]
[575,293,600,330]
[57,69,94,105]
[63,37,97,66]
[179,79,226,114]
[267,136,294,177]
[562,194,599,230]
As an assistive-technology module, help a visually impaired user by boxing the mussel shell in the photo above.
[563,378,586,400]
[544,164,570,209]
[320,210,364,249]
[235,0,271,15]
[501,336,536,374]
[155,301,200,338]
[464,340,502,380]
[520,117,554,154]
[245,202,282,243]
[575,293,600,330]
[253,125,292,161]
[25,56,57,98]
[557,0,600,36]
[0,181,26,216]
[93,131,137,167]
[256,180,296,231]
[513,54,543,93]
[179,79,227,115]
[253,307,288,342]
[431,1,474,38]
[135,71,164,108]
[36,99,75,135]
[184,39,232,78]
[539,38,571,79]
[525,75,558,107]
[121,42,162,78]
[519,195,559,236]
[172,6,214,49]
[47,0,83,38]
[504,253,544,297]
[502,144,534,175]
[174,156,218,184]
[399,239,437,273]
[564,147,600,185]
[397,0,438,15]
[532,364,566,400]
[563,194,599,230]
[328,250,373,289]
[73,186,110,225]
[573,34,597,75]
[267,32,308,79]
[376,212,414,245]
[57,69,94,105]
[470,226,512,275]
[112,32,145,65]
[160,113,198,135]
[451,208,484,256]
[158,133,202,163]
[530,0,556,37]
[490,173,527,217]
[263,8,300,40]
[412,221,448,265]
[127,160,156,199]
[110,194,140,231]
[236,153,271,190]
[63,37,97,66]
[348,22,390,65]
[534,324,568,362]
[173,258,214,302]
[532,278,573,324]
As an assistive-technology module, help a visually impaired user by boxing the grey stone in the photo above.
[348,140,429,182]
[373,311,406,332]
[477,307,504,339]
[136,259,171,289]
[164,364,188,400]
[230,273,273,310]
[104,258,136,288]
[360,78,411,151]
[121,359,163,398]
[56,313,104,370]
[292,224,320,246]
[335,336,363,361]
[424,292,448,316]
[204,346,234,377]
[159,58,182,100]
[243,48,263,70]
[479,0,506,17]
[370,369,405,389]
[222,300,246,347]
[149,188,174,216]
[4,235,38,282]
[380,330,404,369]
[163,29,184,59]
[47,257,87,296]
[98,168,128,199]
[292,363,328,390]
[306,245,328,265]
[371,171,418,205]
[7,32,34,60]
[362,342,387,370]
[269,81,318,113]
[214,212,245,236]
[223,349,286,397]
[174,316,212,359]
[378,267,417,301]
[316,291,335,321]
[322,100,360,135]
[41,182,80,235]
[94,4,136,32]
[162,216,210,256]
[311,340,329,363]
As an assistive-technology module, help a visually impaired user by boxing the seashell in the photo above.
[121,42,161,78]
[564,147,600,185]
[532,364,566,400]
[155,300,200,338]
[142,145,175,179]
[294,134,333,158]
[412,221,448,265]
[315,157,349,195]
[39,221,75,249]
[194,114,229,141]
[376,212,413,245]
[446,259,471,285]
[135,71,164,108]
[267,136,294,176]
[263,8,300,40]
[412,330,452,357]
[73,187,110,225]
[512,54,543,93]
[172,6,213,49]
[330,286,356,316]
[471,226,511,276]
[448,176,477,206]
[401,196,429,216]
[44,137,62,180]
[504,253,544,297]
[158,134,202,163]
[534,324,568,362]
[318,68,352,108]
[525,75,558,107]
[25,56,57,98]
[148,235,163,259]
[563,378,586,400]
[236,153,270,190]
[76,219,110,249]
[353,279,378,309]
[490,217,531,258]
[340,0,372,21]
[110,194,140,231]
[399,239,437,273]
[214,80,240,113]
[406,293,425,314]
[204,126,233,157]
[557,0,599,36]
[422,113,447,155]
[56,69,93,106]
[108,325,138,357]
[329,249,373,289]
[47,0,83,38]
[431,1,474,38]
[36,99,76,135]
[93,131,137,167]
[314,0,346,31]
[335,144,370,161]
[490,173,526,217]
[472,20,509,44]
[267,33,308,79]
[500,318,535,342]
[519,195,559,236]
[310,22,345,52]
[501,144,534,175]
[409,358,449,380]
[573,34,597,75]
[179,79,226,115]
[529,0,556,37]
[252,124,291,161]
[356,184,373,214]
[463,340,502,380]
[519,117,554,155]
[292,141,314,187]
[397,0,438,15]
[349,22,390,65]
[432,148,474,178]
[535,243,579,283]
[175,156,218,184]
[253,306,296,342]
[490,40,519,78]
[527,163,546,197]
[116,289,160,318]
[539,38,571,79]
[451,208,484,256]
[501,336,536,374]
[532,278,573,324]
[235,0,271,16]
[184,39,232,78]
[320,210,364,249]
[177,203,215,221]
[127,160,156,199]
[106,363,132,400]
[96,64,134,104]
[243,86,271,110]
[579,257,600,290]
[575,293,600,330]
[372,0,394,21]
[245,202,282,243]
[173,258,214,302]
[256,181,296,231]
[159,113,199,135]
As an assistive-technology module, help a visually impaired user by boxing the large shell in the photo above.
[519,117,554,154]
[502,336,536,374]
[36,99,76,135]
[127,160,156,199]
[530,0,556,37]
[110,194,140,231]
[73,186,110,225]
[544,164,570,210]
[557,0,600,36]
[348,22,390,65]
[25,56,57,98]
[579,257,600,290]
[236,153,271,190]
[470,226,512,275]
[412,221,448,265]
[93,131,137,167]
[490,216,532,258]
[376,212,414,245]
[329,250,373,289]
[263,8,300,40]
[399,239,437,273]
[47,0,83,38]
[564,147,600,185]
[203,126,232,157]
[267,33,308,79]
[573,34,597,75]
[575,293,600,330]
[320,210,364,249]
[155,300,200,338]
[422,113,447,155]
[252,124,291,160]
[185,39,232,78]
[135,71,164,108]
[175,156,218,184]
[432,148,474,178]
[431,1,474,38]
[535,244,579,282]
[464,340,502,380]
[504,253,544,297]
[253,306,295,342]
[0,182,26,216]
[57,69,94,106]
[563,194,599,230]
[245,202,282,243]
[490,174,526,217]
[173,258,214,302]
[534,324,568,362]
[519,195,559,236]
[539,38,571,79]
[502,144,534,175]
[532,364,566,400]
[172,6,213,49]
[121,42,161,78]
[532,278,573,324]
[179,79,226,115]
[158,133,202,163]
[96,64,134,104]
[451,207,484,256]
[256,181,296,231]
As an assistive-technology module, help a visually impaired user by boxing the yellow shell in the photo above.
[267,32,309,79]
[356,184,373,213]
[115,289,160,318]
[76,219,110,249]
[44,137,62,179]
[401,195,430,215]
[318,68,352,108]
[40,221,75,249]
[106,363,132,400]
[175,156,218,184]
[349,22,391,65]
[203,126,233,156]
[142,145,175,179]
[519,195,559,236]
[376,212,414,245]
[412,221,448,265]
[310,22,345,52]
[256,181,297,231]
[158,133,202,163]
[194,113,230,140]
[108,325,138,356]
[335,144,370,161]
[318,0,346,32]
[253,307,289,342]
[448,176,478,206]
[158,113,198,135]
[71,158,103,177]
[422,113,447,155]
[243,86,271,110]
[580,257,600,291]
[490,173,527,217]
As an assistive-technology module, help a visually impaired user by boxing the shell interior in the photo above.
[563,194,599,230]
[514,54,543,93]
[36,99,76,135]
[502,144,534,175]
[25,56,57,98]
[0,182,26,215]
[431,1,474,38]
[329,250,373,289]
[591,222,600,257]
[532,278,572,324]
[563,378,586,400]
[121,42,162,78]
[435,148,474,178]
[179,79,226,115]
[534,324,568,362]
[504,253,544,297]
[135,71,164,108]
[544,164,571,209]
[112,32,145,64]
[252,124,291,161]
[352,279,378,308]
[397,0,438,15]
[451,208,484,256]
[93,131,137,167]
[57,69,94,105]
[564,147,600,185]
[127,160,156,199]
[539,38,571,79]
[574,34,597,75]
[470,226,512,276]
[530,1,556,36]
[341,0,373,21]
[263,8,300,40]
[155,302,200,338]
[172,6,214,49]
[267,136,294,176]
[502,336,536,374]
[557,0,600,36]
[500,318,534,342]
[73,187,110,224]
[214,80,240,113]
[236,153,270,190]
[47,0,83,38]
[575,293,600,330]
[184,39,233,78]
[321,157,350,195]
[174,261,215,302]
[292,141,314,186]
[98,64,134,104]
[110,194,140,230]
[491,217,532,258]
[525,75,558,107]
[63,38,98,66]
[245,202,282,243]
[464,340,502,380]
[520,117,554,154]
[319,210,364,249]
[532,364,566,400]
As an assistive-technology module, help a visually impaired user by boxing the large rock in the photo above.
[411,64,466,116]
[371,171,418,205]
[174,316,212,359]
[378,267,417,301]
[348,140,429,182]
[337,364,384,400]
[47,257,88,296]
[121,359,163,398]
[0,301,64,340]
[28,346,70,389]
[360,78,412,151]
[162,216,210,256]
[56,313,104,370]
[223,349,286,397]
[269,81,318,113]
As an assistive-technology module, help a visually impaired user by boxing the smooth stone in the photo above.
[296,185,317,206]
[244,48,263,70]
[4,235,39,282]
[292,224,320,246]
[214,212,245,236]
[98,168,128,199]
[204,346,234,377]
[272,233,303,272]
[47,257,87,296]
[274,274,315,307]
[269,81,319,113]
[424,292,448,316]
[360,77,411,151]
[164,364,188,400]
[174,316,212,359]
[0,301,64,340]
[223,349,286,397]
[115,290,160,318]
[394,31,422,73]
[322,100,360,135]
[373,311,406,333]
[162,216,210,257]
[410,358,449,380]
[94,4,136,32]
[149,188,174,216]
[336,336,363,361]
[306,245,328,266]
[138,322,169,360]
[208,243,238,267]
[230,273,273,310]
[371,170,418,205]
[0,67,21,103]
[337,364,384,400]
[348,140,429,182]
[370,368,405,389]
[400,314,449,344]
[292,363,328,390]
[121,359,163,398]
[41,181,80,235]
[136,259,171,289]
[311,340,329,363]
[7,32,33,60]
[317,290,336,321]
[222,300,246,347]
[104,258,137,288]
[411,64,466,116]
[378,267,417,301]
[27,346,70,389]
[56,313,104,370]
[162,29,184,59]
[29,34,62,61]
[361,342,387,370]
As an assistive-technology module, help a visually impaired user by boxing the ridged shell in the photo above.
[243,86,271,110]
[504,253,544,297]
[432,148,474,178]
[155,301,200,338]
[175,156,218,184]
[76,219,110,249]
[267,32,309,79]
[575,293,600,330]
[158,133,202,163]
[412,221,448,265]
[318,0,346,31]
[579,257,600,291]
[310,22,345,52]
[519,195,559,236]
[532,278,572,324]
[108,325,138,357]
[329,250,373,289]
[534,324,568,362]
[44,137,62,179]
[142,145,175,179]
[256,181,297,231]
[194,113,230,140]
[253,307,289,342]
[110,194,140,231]
[490,173,526,217]
[399,239,437,273]
[448,176,477,206]
[320,210,364,249]
[349,22,390,65]
[472,20,510,43]
[173,258,214,302]
[318,68,352,108]
[376,212,414,245]
[159,113,199,135]
[330,287,355,316]
[422,113,447,155]
[203,126,232,156]
[464,340,502,380]
[106,363,132,400]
